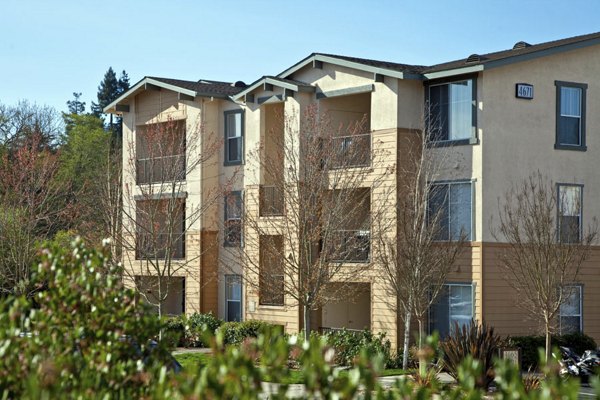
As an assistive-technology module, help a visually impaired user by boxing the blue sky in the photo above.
[1,0,599,113]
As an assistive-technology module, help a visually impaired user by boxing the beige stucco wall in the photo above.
[120,88,240,317]
[480,44,600,242]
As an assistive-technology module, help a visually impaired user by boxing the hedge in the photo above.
[507,332,597,370]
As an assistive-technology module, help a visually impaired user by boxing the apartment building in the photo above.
[105,31,600,347]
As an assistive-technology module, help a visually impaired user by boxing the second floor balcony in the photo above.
[259,185,284,216]
[328,229,370,263]
[329,133,371,169]
[135,232,185,260]
[136,155,186,185]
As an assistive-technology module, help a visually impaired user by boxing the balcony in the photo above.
[330,133,371,169]
[259,185,284,216]
[136,155,186,185]
[135,232,185,260]
[329,229,370,262]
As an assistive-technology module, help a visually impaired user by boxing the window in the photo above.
[428,182,472,241]
[224,110,244,165]
[259,235,285,306]
[560,285,582,334]
[224,191,242,246]
[555,81,587,150]
[428,78,476,144]
[225,275,242,322]
[430,283,474,338]
[136,199,185,259]
[558,184,582,243]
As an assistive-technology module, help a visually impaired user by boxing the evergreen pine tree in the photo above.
[67,92,86,115]
[91,67,119,119]
[92,67,130,146]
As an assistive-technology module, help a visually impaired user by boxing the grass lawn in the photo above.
[173,352,408,384]
[174,352,212,371]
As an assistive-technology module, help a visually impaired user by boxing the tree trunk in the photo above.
[157,280,163,341]
[402,309,412,370]
[545,321,551,363]
[303,304,311,341]
[417,318,426,377]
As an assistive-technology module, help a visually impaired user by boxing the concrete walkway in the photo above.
[260,373,456,398]
[172,347,212,355]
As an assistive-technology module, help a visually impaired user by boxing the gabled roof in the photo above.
[104,76,247,113]
[277,53,426,81]
[232,75,314,102]
[106,31,600,113]
[422,31,600,78]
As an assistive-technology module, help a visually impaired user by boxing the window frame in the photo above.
[224,191,243,247]
[555,80,587,151]
[425,75,478,147]
[225,274,243,322]
[224,109,244,165]
[428,180,474,241]
[429,282,475,338]
[559,285,583,334]
[557,183,583,244]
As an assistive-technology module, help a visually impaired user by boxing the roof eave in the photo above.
[484,36,600,71]
[232,77,314,102]
[104,77,200,114]
[277,53,421,81]
[423,65,484,80]
[423,35,600,80]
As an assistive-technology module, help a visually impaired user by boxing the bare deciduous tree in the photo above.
[0,133,69,297]
[374,128,466,369]
[224,104,394,337]
[119,117,225,319]
[98,143,122,263]
[493,172,597,361]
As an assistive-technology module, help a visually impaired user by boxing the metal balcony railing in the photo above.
[330,133,371,169]
[259,273,285,306]
[136,155,186,185]
[329,229,370,262]
[259,185,284,216]
[135,232,185,260]
[319,327,363,335]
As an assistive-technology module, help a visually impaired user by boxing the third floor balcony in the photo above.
[136,154,186,185]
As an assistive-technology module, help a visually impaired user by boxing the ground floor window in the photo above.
[226,274,242,322]
[429,283,473,338]
[560,285,582,334]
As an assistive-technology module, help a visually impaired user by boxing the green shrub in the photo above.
[217,320,279,345]
[164,312,224,348]
[440,320,504,389]
[508,332,597,370]
[323,329,391,367]
[164,314,185,347]
[185,312,223,347]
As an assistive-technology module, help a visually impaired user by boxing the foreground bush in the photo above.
[440,320,505,389]
[0,238,173,398]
